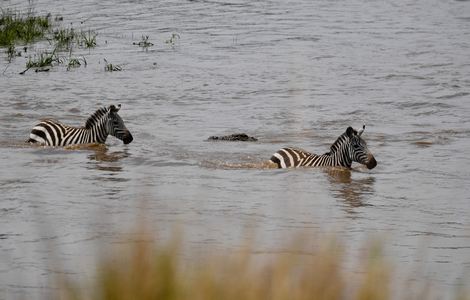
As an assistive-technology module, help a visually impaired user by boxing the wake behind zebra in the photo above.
[204,126,376,170]
[27,104,133,146]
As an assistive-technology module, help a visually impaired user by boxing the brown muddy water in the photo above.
[1,0,470,299]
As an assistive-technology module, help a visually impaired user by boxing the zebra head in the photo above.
[107,104,133,144]
[346,125,377,169]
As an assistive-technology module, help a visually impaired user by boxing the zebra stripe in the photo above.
[27,105,133,146]
[269,126,377,169]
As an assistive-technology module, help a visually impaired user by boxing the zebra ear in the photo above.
[109,104,121,113]
[346,126,355,138]
[358,124,365,136]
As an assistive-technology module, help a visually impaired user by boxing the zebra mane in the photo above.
[326,129,357,154]
[84,107,110,129]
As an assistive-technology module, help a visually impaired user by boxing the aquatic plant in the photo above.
[53,27,97,50]
[26,51,57,68]
[0,9,51,46]
[6,44,21,61]
[66,56,87,71]
[80,29,97,48]
[1,8,99,75]
[5,45,28,62]
[165,33,180,48]
[6,44,15,60]
[20,49,59,74]
[52,27,77,49]
[133,35,153,48]
[103,58,122,72]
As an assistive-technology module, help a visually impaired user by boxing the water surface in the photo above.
[1,0,470,298]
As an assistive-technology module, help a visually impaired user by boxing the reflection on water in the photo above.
[88,148,129,163]
[62,142,130,172]
[86,145,130,174]
[325,168,375,213]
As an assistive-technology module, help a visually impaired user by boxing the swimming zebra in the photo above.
[27,104,133,146]
[269,126,377,169]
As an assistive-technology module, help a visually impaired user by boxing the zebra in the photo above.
[269,126,377,169]
[27,104,133,146]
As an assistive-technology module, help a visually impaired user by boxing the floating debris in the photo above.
[103,58,122,72]
[207,133,258,142]
[133,35,153,48]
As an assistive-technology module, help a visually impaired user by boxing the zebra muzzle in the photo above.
[366,155,377,169]
[123,132,133,144]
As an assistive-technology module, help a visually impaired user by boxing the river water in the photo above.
[1,0,470,298]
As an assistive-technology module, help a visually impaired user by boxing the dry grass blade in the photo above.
[56,230,442,300]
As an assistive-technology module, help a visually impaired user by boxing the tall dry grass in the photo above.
[57,230,468,300]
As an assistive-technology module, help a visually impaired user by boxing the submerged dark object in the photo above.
[207,133,258,142]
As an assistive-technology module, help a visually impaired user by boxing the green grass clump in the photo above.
[20,49,59,74]
[53,28,97,50]
[0,9,51,46]
[66,56,87,71]
[26,51,57,68]
[80,30,97,48]
[2,9,100,74]
[53,27,77,49]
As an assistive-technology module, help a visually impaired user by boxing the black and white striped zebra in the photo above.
[27,104,133,146]
[270,126,377,169]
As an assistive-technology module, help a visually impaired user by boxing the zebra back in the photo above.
[270,147,313,168]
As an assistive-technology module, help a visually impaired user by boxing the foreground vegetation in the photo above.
[58,230,469,300]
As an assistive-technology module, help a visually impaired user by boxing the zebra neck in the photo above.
[323,146,352,168]
[83,119,109,144]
